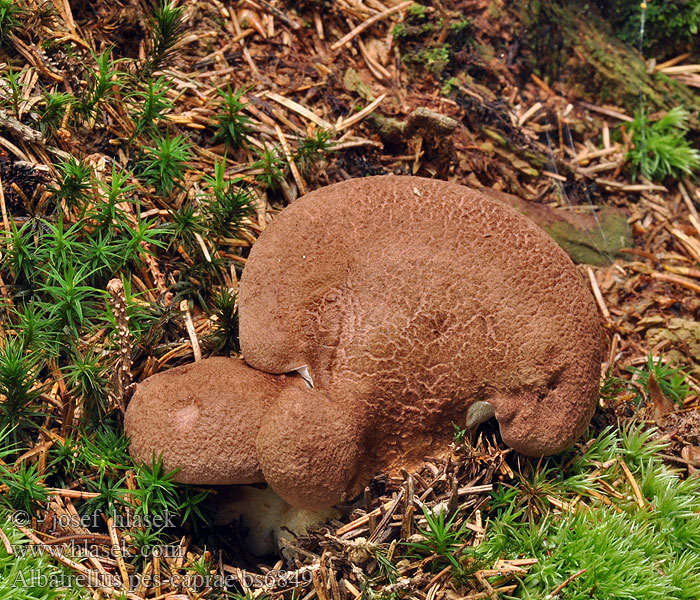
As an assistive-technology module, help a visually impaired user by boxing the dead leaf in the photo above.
[648,371,675,423]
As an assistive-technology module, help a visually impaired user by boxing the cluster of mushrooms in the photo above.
[126,176,601,512]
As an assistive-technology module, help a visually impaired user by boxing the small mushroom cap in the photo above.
[256,387,362,510]
[125,357,304,484]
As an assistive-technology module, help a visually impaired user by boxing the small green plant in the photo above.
[213,85,251,150]
[177,486,211,526]
[138,132,192,196]
[126,526,167,559]
[599,372,629,402]
[253,145,286,189]
[201,159,255,236]
[120,213,169,269]
[206,287,239,354]
[81,475,133,520]
[1,462,49,517]
[73,426,134,516]
[0,0,23,45]
[128,76,174,137]
[75,49,124,122]
[48,436,81,483]
[79,231,124,282]
[0,338,46,440]
[41,216,84,269]
[40,91,74,137]
[452,422,467,444]
[64,348,111,421]
[168,200,204,253]
[132,456,211,529]
[4,219,40,285]
[627,353,690,406]
[78,426,132,482]
[294,128,333,174]
[626,107,700,181]
[142,0,186,76]
[406,503,470,569]
[187,551,211,578]
[3,67,24,117]
[38,263,102,336]
[372,545,398,584]
[91,165,136,234]
[10,304,58,356]
[50,157,93,213]
[134,455,180,521]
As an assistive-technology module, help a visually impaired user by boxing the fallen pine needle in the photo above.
[336,93,386,132]
[587,266,611,321]
[651,272,700,294]
[619,459,644,508]
[549,568,587,597]
[180,300,202,362]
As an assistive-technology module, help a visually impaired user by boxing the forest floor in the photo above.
[1,1,700,599]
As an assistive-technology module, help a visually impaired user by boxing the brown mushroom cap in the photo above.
[256,387,363,510]
[124,357,305,484]
[239,175,602,496]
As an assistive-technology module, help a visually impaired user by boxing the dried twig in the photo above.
[330,1,413,50]
[586,267,611,321]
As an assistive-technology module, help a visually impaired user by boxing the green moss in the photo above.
[477,425,700,599]
[599,0,700,59]
[450,18,470,33]
[0,517,90,599]
[402,44,451,76]
[408,3,427,18]
[441,77,460,95]
[392,23,407,39]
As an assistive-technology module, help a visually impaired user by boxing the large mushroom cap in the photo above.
[238,175,602,477]
[124,357,304,484]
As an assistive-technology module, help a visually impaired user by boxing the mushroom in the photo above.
[125,175,602,511]
[125,357,307,485]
